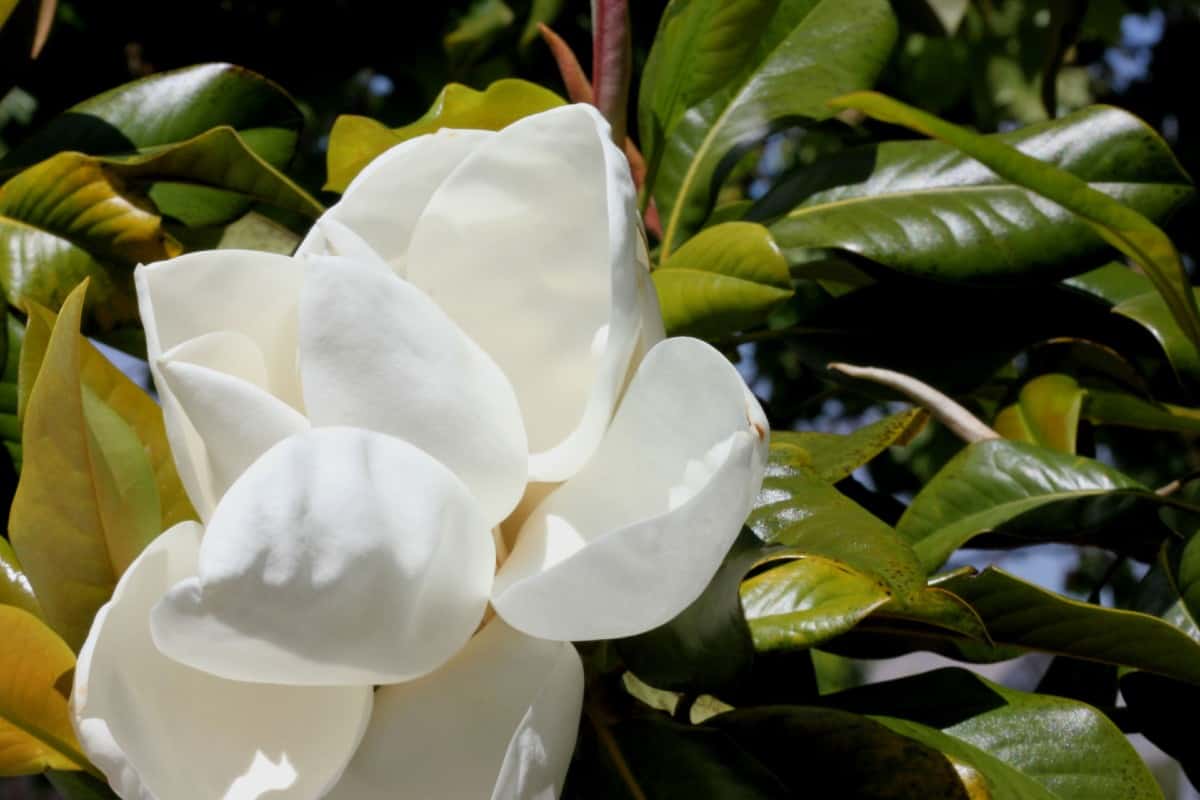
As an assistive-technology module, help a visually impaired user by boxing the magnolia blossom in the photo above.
[73,104,769,799]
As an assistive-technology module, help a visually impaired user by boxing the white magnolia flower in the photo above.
[73,104,769,799]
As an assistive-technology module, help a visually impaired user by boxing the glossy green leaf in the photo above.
[831,91,1200,356]
[993,374,1085,453]
[169,209,302,255]
[867,585,988,642]
[764,106,1192,286]
[770,408,928,484]
[641,0,898,256]
[0,605,91,776]
[897,439,1159,571]
[939,567,1200,685]
[0,536,39,617]
[0,125,318,335]
[1063,261,1152,306]
[823,668,1162,800]
[652,221,792,337]
[750,448,925,596]
[1114,288,1200,392]
[325,79,564,192]
[2,63,303,171]
[741,555,890,651]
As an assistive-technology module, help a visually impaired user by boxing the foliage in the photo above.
[2,0,1200,797]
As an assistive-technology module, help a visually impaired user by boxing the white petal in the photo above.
[326,618,583,800]
[135,252,306,518]
[406,104,643,482]
[157,359,310,506]
[493,337,769,641]
[295,129,492,274]
[152,427,495,686]
[299,256,528,526]
[73,522,372,800]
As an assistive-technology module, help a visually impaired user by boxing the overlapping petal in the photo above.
[295,129,492,274]
[326,618,583,800]
[135,251,306,518]
[493,337,769,641]
[151,427,495,686]
[299,255,527,527]
[73,522,372,800]
[405,104,643,482]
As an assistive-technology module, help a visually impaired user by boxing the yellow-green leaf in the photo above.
[325,79,564,192]
[652,221,793,338]
[8,284,187,649]
[993,374,1084,453]
[21,299,195,531]
[0,605,91,776]
[0,537,40,617]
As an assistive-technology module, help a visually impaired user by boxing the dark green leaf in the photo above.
[897,439,1163,571]
[641,0,898,255]
[832,92,1200,359]
[763,106,1192,286]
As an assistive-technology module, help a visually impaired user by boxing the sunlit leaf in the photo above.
[0,605,90,776]
[652,221,792,338]
[325,79,564,192]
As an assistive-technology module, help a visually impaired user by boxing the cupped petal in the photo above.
[299,256,527,526]
[406,104,643,482]
[157,358,310,508]
[326,618,583,800]
[135,251,306,517]
[493,337,769,641]
[295,129,492,274]
[73,522,372,800]
[152,427,495,686]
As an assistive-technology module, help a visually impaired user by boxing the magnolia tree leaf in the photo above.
[2,63,303,171]
[938,567,1200,685]
[444,0,515,72]
[45,771,120,800]
[0,126,318,337]
[325,79,564,192]
[822,668,1162,800]
[897,439,1167,571]
[652,221,792,338]
[831,91,1200,359]
[9,285,192,649]
[740,555,891,651]
[641,0,898,256]
[0,313,20,467]
[749,461,924,597]
[0,536,39,617]
[993,374,1085,453]
[770,408,927,484]
[761,106,1192,287]
[0,605,91,776]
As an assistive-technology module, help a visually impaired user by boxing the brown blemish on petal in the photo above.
[752,421,766,441]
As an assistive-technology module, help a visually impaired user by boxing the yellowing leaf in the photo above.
[0,537,40,618]
[0,605,91,776]
[9,283,191,650]
[325,79,563,192]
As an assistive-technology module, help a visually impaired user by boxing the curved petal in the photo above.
[299,256,527,526]
[295,129,492,274]
[493,337,769,641]
[406,104,642,482]
[326,618,583,800]
[157,358,310,507]
[135,251,306,517]
[152,427,495,686]
[73,522,372,800]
